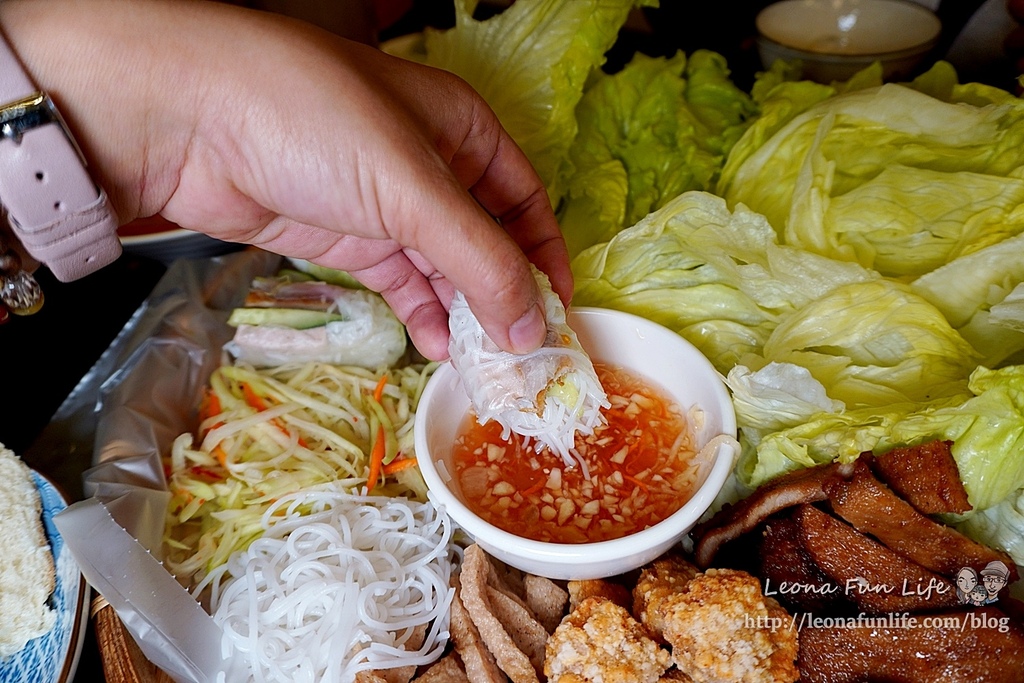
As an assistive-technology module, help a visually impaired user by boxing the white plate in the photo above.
[0,473,89,683]
[118,216,241,265]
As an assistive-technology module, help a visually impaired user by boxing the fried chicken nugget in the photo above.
[544,596,672,683]
[633,554,701,641]
[567,579,633,613]
[661,569,798,683]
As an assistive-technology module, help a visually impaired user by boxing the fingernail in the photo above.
[508,304,545,354]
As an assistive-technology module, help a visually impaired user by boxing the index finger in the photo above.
[449,115,573,307]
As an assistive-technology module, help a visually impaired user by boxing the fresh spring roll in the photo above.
[448,266,609,465]
[224,277,407,369]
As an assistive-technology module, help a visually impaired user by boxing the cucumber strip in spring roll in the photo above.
[448,266,609,465]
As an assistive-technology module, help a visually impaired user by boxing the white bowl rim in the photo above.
[755,0,941,57]
[415,306,737,565]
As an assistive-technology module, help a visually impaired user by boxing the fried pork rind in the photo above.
[460,544,547,683]
[524,574,570,634]
[659,569,799,683]
[449,573,506,683]
[633,555,701,641]
[354,624,428,683]
[415,652,471,683]
[544,596,672,683]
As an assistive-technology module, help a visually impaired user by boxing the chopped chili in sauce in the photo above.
[452,363,700,543]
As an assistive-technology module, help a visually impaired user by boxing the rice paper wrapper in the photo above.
[224,284,407,368]
[44,249,281,683]
[447,265,609,462]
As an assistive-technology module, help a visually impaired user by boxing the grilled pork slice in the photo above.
[868,439,972,515]
[798,606,1024,683]
[691,460,857,568]
[758,514,848,615]
[790,505,961,614]
[825,460,1018,583]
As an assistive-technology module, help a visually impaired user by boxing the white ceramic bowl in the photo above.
[414,307,737,580]
[756,0,941,83]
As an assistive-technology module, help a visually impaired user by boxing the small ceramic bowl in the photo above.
[755,0,942,83]
[414,307,737,580]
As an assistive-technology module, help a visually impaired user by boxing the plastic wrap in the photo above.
[47,249,281,683]
[447,266,609,463]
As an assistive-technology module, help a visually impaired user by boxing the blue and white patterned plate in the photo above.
[0,472,89,683]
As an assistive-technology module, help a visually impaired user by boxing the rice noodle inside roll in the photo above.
[448,266,609,466]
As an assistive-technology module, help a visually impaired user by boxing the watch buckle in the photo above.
[0,92,86,164]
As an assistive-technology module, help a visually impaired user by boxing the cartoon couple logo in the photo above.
[956,561,1011,606]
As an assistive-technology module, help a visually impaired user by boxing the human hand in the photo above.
[0,0,571,360]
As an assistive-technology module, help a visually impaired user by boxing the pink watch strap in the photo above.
[0,30,120,282]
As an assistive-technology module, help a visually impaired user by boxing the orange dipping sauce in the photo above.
[452,363,701,544]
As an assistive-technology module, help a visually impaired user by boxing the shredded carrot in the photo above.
[213,444,229,468]
[189,465,223,481]
[238,381,310,448]
[373,373,388,402]
[199,388,222,422]
[366,423,387,491]
[382,457,418,476]
[623,473,649,492]
[242,382,269,411]
[363,373,392,491]
[521,478,547,497]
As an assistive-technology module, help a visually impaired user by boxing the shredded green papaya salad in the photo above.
[162,360,437,581]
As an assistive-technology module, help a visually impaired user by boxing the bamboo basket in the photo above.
[91,596,174,683]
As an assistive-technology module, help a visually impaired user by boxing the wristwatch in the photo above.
[0,28,120,282]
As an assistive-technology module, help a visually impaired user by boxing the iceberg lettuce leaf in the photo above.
[761,280,981,409]
[741,365,1024,510]
[719,69,1024,278]
[422,0,652,204]
[571,191,874,372]
[558,50,756,257]
[911,232,1024,367]
[958,488,1024,566]
[888,365,1024,511]
[743,396,963,489]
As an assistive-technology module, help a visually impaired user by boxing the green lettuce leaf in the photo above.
[422,0,652,204]
[888,365,1024,511]
[759,280,980,409]
[742,395,963,490]
[557,50,756,257]
[911,232,1024,367]
[718,64,1024,278]
[571,191,875,372]
[740,365,1024,511]
[958,488,1024,566]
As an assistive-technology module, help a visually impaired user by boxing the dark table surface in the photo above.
[3,252,168,683]
[4,3,1021,679]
